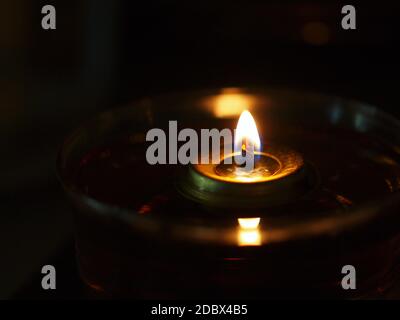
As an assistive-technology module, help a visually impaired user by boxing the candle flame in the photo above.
[234,110,261,152]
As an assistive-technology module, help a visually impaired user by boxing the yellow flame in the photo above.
[234,110,261,152]
[237,217,262,246]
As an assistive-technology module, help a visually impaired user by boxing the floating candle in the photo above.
[178,110,315,208]
[57,88,400,299]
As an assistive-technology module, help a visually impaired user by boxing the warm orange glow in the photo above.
[212,89,254,118]
[238,230,261,246]
[238,217,260,229]
[234,110,261,153]
[237,217,262,246]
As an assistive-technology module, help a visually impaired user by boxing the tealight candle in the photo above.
[178,110,315,208]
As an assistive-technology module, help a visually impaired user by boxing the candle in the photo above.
[57,88,400,298]
[178,109,314,209]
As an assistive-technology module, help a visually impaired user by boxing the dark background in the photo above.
[0,0,399,298]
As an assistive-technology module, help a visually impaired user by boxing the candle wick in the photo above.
[241,139,247,158]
